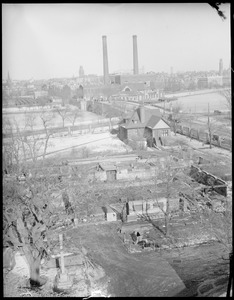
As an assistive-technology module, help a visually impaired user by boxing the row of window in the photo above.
[133,202,164,211]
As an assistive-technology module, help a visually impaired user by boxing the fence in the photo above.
[173,122,231,151]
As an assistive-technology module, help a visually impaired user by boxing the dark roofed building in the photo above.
[145,115,171,147]
[119,105,171,147]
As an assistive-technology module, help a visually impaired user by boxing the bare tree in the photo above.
[39,111,54,163]
[3,118,20,174]
[203,199,232,252]
[208,3,227,20]
[220,88,231,111]
[3,111,54,169]
[3,170,65,287]
[152,155,186,236]
[68,109,80,133]
[169,102,184,135]
[56,106,70,128]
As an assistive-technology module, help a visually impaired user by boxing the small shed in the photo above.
[102,206,117,222]
[96,163,117,181]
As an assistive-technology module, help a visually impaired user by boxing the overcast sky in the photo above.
[2,3,231,80]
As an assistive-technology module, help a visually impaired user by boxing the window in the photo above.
[162,130,169,136]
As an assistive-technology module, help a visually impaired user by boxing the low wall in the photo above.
[95,166,156,182]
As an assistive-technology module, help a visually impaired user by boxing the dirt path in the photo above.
[65,223,185,297]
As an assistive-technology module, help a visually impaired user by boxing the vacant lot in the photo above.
[45,132,132,160]
[3,105,105,131]
[64,222,186,297]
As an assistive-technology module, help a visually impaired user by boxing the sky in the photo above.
[2,3,231,80]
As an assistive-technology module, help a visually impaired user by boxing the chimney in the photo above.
[102,35,109,85]
[139,105,145,123]
[219,59,223,76]
[133,35,139,75]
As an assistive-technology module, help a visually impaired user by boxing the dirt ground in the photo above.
[4,218,229,297]
[4,222,186,297]
[63,222,186,297]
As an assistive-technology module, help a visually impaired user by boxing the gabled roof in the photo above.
[146,115,161,128]
[121,105,162,130]
[146,116,170,129]
[123,109,141,122]
[136,106,161,123]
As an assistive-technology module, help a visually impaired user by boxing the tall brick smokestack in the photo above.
[133,35,139,75]
[102,35,109,85]
[219,58,223,76]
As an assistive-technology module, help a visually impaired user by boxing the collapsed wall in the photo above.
[189,165,227,197]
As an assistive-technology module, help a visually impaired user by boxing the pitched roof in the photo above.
[146,116,171,129]
[146,115,161,128]
[136,106,161,123]
[121,105,162,130]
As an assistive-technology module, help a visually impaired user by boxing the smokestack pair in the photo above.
[102,35,139,85]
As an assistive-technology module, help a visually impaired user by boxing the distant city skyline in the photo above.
[2,3,231,80]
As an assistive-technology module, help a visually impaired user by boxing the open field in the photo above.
[35,132,132,160]
[3,105,106,131]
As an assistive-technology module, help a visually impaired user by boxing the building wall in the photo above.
[119,126,128,141]
[117,167,156,180]
[80,100,87,111]
[95,166,157,182]
[106,210,117,221]
[128,128,145,139]
[190,165,227,196]
[127,198,180,220]
[152,128,171,139]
